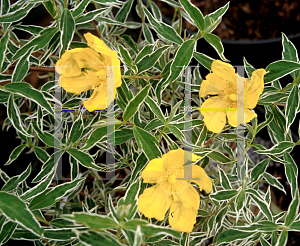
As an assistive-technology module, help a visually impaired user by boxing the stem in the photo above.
[137,0,144,44]
[195,32,203,40]
[280,74,300,92]
[64,0,67,9]
[84,9,102,39]
[42,238,52,246]
[28,66,55,72]
[75,29,86,42]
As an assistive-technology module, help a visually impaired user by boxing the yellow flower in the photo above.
[138,148,212,233]
[199,60,266,133]
[56,32,122,111]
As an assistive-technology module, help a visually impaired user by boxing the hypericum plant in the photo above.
[0,0,299,245]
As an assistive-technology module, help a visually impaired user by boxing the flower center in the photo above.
[168,174,177,184]
[228,93,237,101]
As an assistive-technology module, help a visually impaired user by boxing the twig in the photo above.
[84,9,102,39]
[42,238,52,246]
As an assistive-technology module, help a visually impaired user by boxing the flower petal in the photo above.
[141,158,166,183]
[162,149,201,170]
[200,96,231,133]
[188,165,212,194]
[199,73,229,97]
[83,83,107,111]
[168,182,200,232]
[245,69,266,109]
[211,60,237,88]
[245,108,257,123]
[226,108,257,127]
[60,74,92,94]
[138,183,172,221]
[84,32,114,58]
[56,49,82,77]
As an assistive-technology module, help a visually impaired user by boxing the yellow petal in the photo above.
[84,32,114,57]
[138,183,172,221]
[226,109,238,127]
[245,108,257,123]
[83,83,107,111]
[111,52,122,88]
[200,96,231,133]
[168,183,200,232]
[199,73,229,97]
[141,158,166,183]
[188,165,212,194]
[71,48,105,71]
[60,74,93,94]
[245,69,266,109]
[56,49,82,77]
[226,108,257,127]
[211,60,237,88]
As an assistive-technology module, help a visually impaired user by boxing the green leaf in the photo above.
[72,0,90,17]
[60,9,75,56]
[4,82,54,115]
[4,144,27,166]
[167,125,185,142]
[75,230,122,246]
[67,114,84,145]
[133,126,161,160]
[243,57,256,77]
[0,192,43,236]
[0,31,9,69]
[13,25,44,35]
[81,127,106,150]
[275,230,288,246]
[1,164,31,191]
[162,40,196,87]
[143,23,154,43]
[32,151,63,183]
[123,84,150,122]
[145,96,165,123]
[143,7,183,45]
[0,3,35,23]
[1,0,10,15]
[284,152,298,198]
[0,221,17,244]
[122,35,138,54]
[193,52,214,70]
[119,45,135,68]
[67,148,103,171]
[285,190,299,226]
[114,128,134,145]
[29,179,84,210]
[218,166,232,189]
[285,84,299,130]
[246,188,273,221]
[115,0,134,23]
[7,95,32,137]
[32,121,61,147]
[75,8,108,24]
[12,27,59,61]
[135,44,154,63]
[62,212,118,229]
[216,229,255,244]
[251,158,270,183]
[204,2,229,32]
[117,179,141,219]
[256,141,294,155]
[137,46,169,74]
[204,33,228,61]
[210,190,238,201]
[133,226,143,246]
[263,173,286,194]
[207,150,231,164]
[12,46,35,82]
[235,189,246,212]
[43,0,56,17]
[264,60,300,83]
[20,170,55,201]
[281,33,299,79]
[123,219,181,238]
[179,0,205,31]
